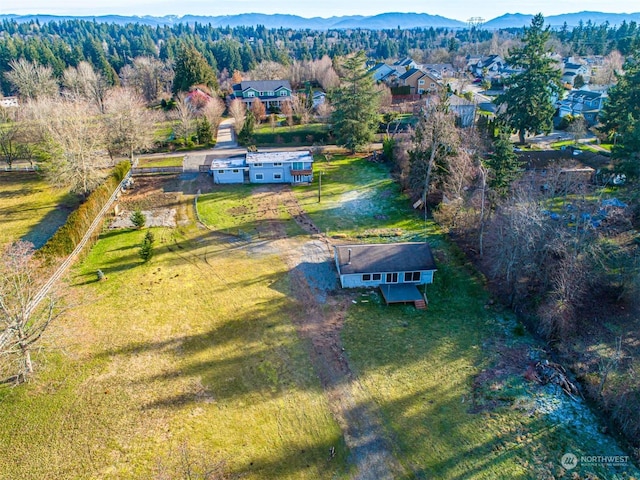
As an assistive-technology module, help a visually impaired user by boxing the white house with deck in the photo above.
[334,243,437,309]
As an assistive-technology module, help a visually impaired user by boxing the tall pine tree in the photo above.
[599,54,640,178]
[329,51,380,152]
[172,43,217,94]
[497,14,561,144]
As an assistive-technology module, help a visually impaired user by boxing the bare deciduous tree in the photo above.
[202,95,225,131]
[172,93,197,144]
[250,61,288,81]
[62,61,109,113]
[281,100,294,129]
[409,95,460,205]
[119,56,174,103]
[592,50,624,86]
[0,241,64,385]
[314,56,340,90]
[27,97,110,195]
[290,93,311,125]
[315,99,334,122]
[5,59,58,100]
[376,83,393,112]
[103,87,159,161]
[250,98,266,125]
[228,98,246,132]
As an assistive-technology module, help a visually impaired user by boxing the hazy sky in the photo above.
[2,0,639,21]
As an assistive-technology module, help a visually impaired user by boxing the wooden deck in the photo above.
[379,284,427,309]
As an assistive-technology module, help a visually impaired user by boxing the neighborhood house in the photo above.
[334,243,437,309]
[231,80,293,109]
[211,151,314,185]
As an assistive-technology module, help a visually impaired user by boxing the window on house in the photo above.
[273,162,282,166]
[430,83,435,88]
[254,163,262,167]
[255,173,264,180]
[259,91,265,96]
[279,91,288,96]
[385,273,398,283]
[372,273,381,281]
[418,79,425,85]
[404,272,421,282]
[274,173,282,180]
[247,91,255,97]
[292,162,304,170]
[218,170,224,174]
[362,274,371,281]
[232,169,239,173]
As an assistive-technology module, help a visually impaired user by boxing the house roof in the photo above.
[210,156,247,170]
[233,80,292,93]
[394,57,416,67]
[245,151,313,165]
[399,68,423,80]
[567,90,603,101]
[335,243,437,275]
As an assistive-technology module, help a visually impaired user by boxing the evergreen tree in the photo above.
[197,116,213,145]
[173,43,217,94]
[486,128,521,197]
[497,14,562,144]
[599,55,640,178]
[238,111,255,146]
[329,51,380,152]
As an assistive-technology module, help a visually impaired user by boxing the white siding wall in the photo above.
[213,169,244,184]
[339,271,435,288]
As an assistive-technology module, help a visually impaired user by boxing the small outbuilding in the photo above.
[334,242,437,309]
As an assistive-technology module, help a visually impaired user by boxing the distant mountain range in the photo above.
[1,11,640,30]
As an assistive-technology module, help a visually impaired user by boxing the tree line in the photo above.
[2,17,640,96]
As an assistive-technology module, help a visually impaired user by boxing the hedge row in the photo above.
[39,161,131,259]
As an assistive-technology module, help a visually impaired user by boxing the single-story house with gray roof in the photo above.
[334,242,437,308]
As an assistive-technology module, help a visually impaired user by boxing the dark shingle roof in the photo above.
[335,243,437,275]
[399,68,422,80]
[234,80,292,93]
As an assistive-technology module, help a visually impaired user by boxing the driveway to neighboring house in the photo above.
[214,118,239,149]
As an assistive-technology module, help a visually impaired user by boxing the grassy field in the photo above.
[0,172,79,248]
[289,156,637,478]
[295,154,433,241]
[253,123,330,147]
[137,156,184,168]
[0,219,349,478]
[0,157,636,479]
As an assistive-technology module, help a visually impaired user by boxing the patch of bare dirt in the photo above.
[109,209,177,229]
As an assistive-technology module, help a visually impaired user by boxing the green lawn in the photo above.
[294,154,434,241]
[137,156,184,168]
[253,123,330,147]
[0,223,349,479]
[0,172,79,248]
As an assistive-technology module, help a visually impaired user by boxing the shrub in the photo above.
[39,161,131,260]
[130,210,145,228]
[138,230,155,262]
